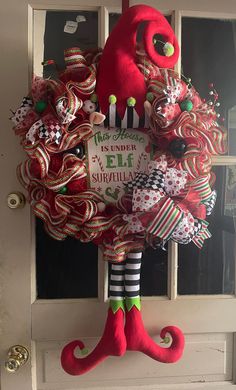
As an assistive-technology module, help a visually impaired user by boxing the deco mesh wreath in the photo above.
[12,4,227,376]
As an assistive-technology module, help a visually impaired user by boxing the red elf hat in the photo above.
[96,4,179,120]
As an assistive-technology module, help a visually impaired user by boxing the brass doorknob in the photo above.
[5,345,29,373]
[7,192,25,209]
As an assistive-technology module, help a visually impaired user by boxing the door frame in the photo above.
[1,0,236,389]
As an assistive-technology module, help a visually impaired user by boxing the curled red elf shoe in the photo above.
[61,305,126,375]
[125,298,185,363]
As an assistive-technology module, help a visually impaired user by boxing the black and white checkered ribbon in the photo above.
[124,169,165,192]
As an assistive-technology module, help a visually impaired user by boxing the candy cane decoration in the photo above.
[136,152,147,172]
[92,154,104,172]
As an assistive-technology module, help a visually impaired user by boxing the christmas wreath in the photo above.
[12,4,227,376]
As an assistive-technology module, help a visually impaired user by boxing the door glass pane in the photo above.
[182,17,236,155]
[108,248,168,298]
[141,247,168,296]
[109,13,120,33]
[178,166,235,295]
[33,10,98,77]
[34,10,99,299]
[36,219,98,299]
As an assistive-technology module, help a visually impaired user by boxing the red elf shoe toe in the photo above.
[61,308,126,375]
[125,306,184,363]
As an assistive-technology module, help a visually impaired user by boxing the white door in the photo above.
[1,0,236,389]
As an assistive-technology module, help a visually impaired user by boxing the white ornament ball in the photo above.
[97,202,106,212]
[82,100,96,114]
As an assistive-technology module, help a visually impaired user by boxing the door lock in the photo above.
[7,192,25,209]
[5,345,29,373]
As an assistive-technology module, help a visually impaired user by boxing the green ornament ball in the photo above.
[35,100,47,113]
[58,186,67,194]
[180,100,193,112]
[146,92,154,102]
[90,93,98,103]
[81,348,89,356]
[162,336,171,344]
[163,42,174,57]
[109,94,117,104]
[127,97,136,107]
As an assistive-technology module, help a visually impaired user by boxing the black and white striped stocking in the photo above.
[109,262,125,312]
[125,252,142,310]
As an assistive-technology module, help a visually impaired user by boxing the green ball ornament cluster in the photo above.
[80,348,89,356]
[146,92,154,102]
[90,93,98,103]
[109,94,117,104]
[58,186,67,194]
[127,97,136,107]
[35,100,47,113]
[162,336,171,344]
[180,100,193,112]
[163,42,174,57]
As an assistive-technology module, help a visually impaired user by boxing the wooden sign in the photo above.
[86,127,151,202]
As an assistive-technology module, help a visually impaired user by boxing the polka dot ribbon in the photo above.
[122,155,212,246]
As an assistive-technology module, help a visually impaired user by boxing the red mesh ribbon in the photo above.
[145,68,227,179]
[12,47,223,260]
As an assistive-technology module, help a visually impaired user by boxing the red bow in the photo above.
[176,189,206,220]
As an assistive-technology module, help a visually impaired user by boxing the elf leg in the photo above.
[61,262,126,375]
[124,252,184,363]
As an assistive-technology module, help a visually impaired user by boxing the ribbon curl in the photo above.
[144,69,227,180]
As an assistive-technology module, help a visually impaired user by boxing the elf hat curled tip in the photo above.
[96,4,179,119]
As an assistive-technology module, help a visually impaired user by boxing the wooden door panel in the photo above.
[36,333,232,389]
